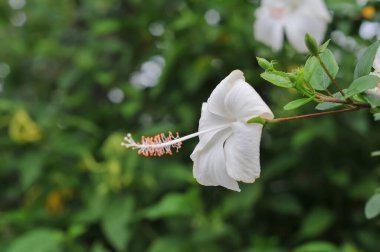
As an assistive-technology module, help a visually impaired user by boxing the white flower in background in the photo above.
[367,48,380,98]
[122,70,273,191]
[254,0,332,53]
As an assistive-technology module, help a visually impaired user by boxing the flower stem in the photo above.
[318,96,370,108]
[266,107,360,123]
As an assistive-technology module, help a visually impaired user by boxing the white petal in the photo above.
[302,0,332,22]
[206,70,244,118]
[224,79,274,121]
[191,129,240,191]
[365,87,380,98]
[372,48,380,74]
[254,6,285,51]
[190,103,230,157]
[225,121,263,183]
[285,14,329,53]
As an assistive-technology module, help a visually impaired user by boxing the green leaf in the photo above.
[101,197,134,251]
[6,228,64,252]
[345,75,380,98]
[354,40,380,79]
[91,243,111,252]
[371,150,380,156]
[142,191,200,220]
[315,91,345,111]
[298,208,334,238]
[284,97,314,110]
[266,193,302,216]
[293,241,339,252]
[315,102,342,111]
[148,236,188,252]
[365,193,380,219]
[319,39,331,52]
[260,71,294,88]
[304,49,339,90]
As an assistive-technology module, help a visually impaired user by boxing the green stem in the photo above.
[266,107,360,123]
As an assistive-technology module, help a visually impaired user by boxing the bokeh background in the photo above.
[1,0,380,251]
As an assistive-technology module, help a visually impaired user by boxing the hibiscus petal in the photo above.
[254,6,285,51]
[224,79,274,121]
[190,103,230,156]
[225,121,263,183]
[285,13,328,53]
[303,0,332,22]
[207,70,244,118]
[191,129,240,191]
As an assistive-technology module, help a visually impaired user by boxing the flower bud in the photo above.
[256,57,273,71]
[305,33,319,56]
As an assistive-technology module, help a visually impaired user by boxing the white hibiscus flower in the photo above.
[122,70,274,191]
[190,70,274,191]
[254,0,332,53]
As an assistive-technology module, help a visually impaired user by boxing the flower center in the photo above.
[270,6,287,20]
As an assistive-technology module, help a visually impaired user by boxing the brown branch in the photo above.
[318,96,370,108]
[266,107,361,123]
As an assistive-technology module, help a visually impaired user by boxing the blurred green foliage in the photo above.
[1,0,379,251]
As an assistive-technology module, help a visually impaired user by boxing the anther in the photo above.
[121,131,183,157]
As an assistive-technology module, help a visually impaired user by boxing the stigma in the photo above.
[122,131,182,157]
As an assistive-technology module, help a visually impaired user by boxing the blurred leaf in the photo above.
[219,184,263,216]
[354,40,380,79]
[267,193,302,216]
[142,190,200,220]
[305,49,338,91]
[345,75,380,98]
[74,194,107,223]
[293,241,339,252]
[101,132,127,158]
[299,208,334,238]
[284,97,314,110]
[6,228,64,252]
[18,153,44,190]
[364,193,380,219]
[101,197,134,251]
[244,236,283,252]
[91,19,121,36]
[182,56,213,93]
[148,236,189,252]
[349,177,378,199]
[67,224,86,240]
[91,243,111,252]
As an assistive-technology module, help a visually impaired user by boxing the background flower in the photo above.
[254,0,332,53]
[366,47,380,97]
